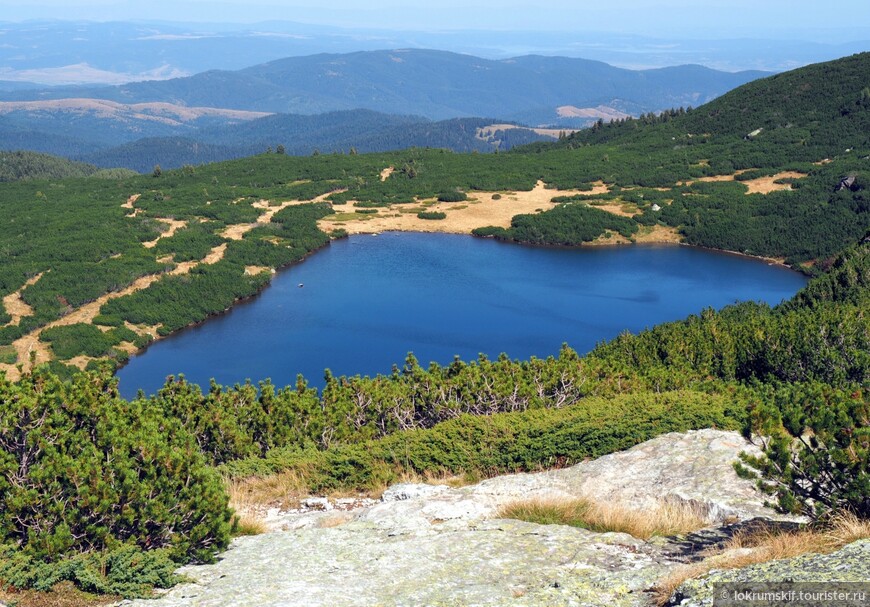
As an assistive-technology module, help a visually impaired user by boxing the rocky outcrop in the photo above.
[671,540,870,606]
[121,430,814,607]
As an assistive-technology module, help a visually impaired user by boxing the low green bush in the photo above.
[0,544,180,598]
[737,383,869,520]
[437,190,468,202]
[40,323,138,360]
[472,225,508,238]
[0,346,15,365]
[222,390,745,489]
[0,370,232,569]
[417,211,447,220]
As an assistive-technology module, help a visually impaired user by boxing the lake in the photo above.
[116,233,807,399]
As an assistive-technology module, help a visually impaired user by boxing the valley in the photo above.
[0,26,867,607]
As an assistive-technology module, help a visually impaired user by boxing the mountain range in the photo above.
[0,48,767,171]
[2,49,765,123]
[0,19,866,82]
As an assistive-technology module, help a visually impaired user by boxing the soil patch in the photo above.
[2,272,44,326]
[742,171,806,194]
[121,193,140,210]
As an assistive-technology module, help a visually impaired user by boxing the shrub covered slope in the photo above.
[0,53,868,598]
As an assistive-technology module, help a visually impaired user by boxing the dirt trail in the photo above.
[122,193,141,210]
[2,273,44,326]
[1,193,347,379]
[143,218,187,248]
[224,193,342,240]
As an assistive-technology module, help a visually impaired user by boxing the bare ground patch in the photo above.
[633,224,682,244]
[476,124,579,140]
[142,218,187,248]
[2,272,44,326]
[318,181,600,235]
[743,171,806,194]
[121,193,140,210]
[588,201,637,217]
[684,171,807,194]
[244,265,274,276]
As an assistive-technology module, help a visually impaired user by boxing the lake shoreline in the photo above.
[116,231,801,402]
[116,233,801,385]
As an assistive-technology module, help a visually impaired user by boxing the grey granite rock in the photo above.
[669,540,870,606]
[121,430,800,607]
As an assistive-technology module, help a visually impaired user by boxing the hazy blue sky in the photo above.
[1,0,869,39]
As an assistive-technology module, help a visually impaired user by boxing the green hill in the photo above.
[562,52,870,156]
[0,150,100,181]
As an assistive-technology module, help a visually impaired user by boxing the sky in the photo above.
[1,0,869,40]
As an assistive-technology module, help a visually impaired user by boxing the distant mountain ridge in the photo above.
[0,49,766,126]
[0,19,866,83]
[0,49,768,171]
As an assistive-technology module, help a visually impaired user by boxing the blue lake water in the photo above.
[116,233,808,399]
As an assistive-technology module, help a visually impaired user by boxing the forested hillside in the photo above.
[0,150,101,181]
[0,52,868,601]
[75,115,550,172]
[1,108,554,172]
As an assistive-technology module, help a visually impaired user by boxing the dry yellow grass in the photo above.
[231,512,269,536]
[226,469,314,512]
[652,513,870,605]
[317,180,605,235]
[498,496,709,541]
[685,170,806,194]
[0,582,121,607]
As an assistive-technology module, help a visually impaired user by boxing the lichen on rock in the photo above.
[120,430,814,607]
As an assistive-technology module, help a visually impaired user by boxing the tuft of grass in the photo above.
[498,496,709,540]
[652,513,870,606]
[0,582,121,607]
[225,467,314,512]
[231,512,269,537]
